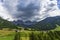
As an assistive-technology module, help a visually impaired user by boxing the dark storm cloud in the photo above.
[1,0,41,21]
[0,0,60,21]
[15,2,40,20]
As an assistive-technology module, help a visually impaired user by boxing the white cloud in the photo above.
[0,2,14,21]
[0,0,60,22]
[38,0,60,21]
[49,10,60,17]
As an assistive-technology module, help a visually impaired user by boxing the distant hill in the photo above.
[0,17,17,29]
[13,20,37,28]
[32,16,60,30]
[13,16,60,31]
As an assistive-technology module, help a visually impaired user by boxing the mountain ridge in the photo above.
[0,17,17,29]
[13,16,60,30]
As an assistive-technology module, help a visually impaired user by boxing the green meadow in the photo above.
[0,30,15,40]
[0,27,60,40]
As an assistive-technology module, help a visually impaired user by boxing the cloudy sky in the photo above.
[0,0,60,22]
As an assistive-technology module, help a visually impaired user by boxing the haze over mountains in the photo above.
[0,0,60,30]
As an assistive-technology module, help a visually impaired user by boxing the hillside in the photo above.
[32,16,60,31]
[13,16,60,31]
[0,17,17,29]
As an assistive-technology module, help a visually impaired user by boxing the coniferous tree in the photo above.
[14,30,21,40]
[29,32,39,40]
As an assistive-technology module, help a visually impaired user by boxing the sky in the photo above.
[0,0,60,22]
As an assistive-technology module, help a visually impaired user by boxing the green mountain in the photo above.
[31,16,60,31]
[13,16,60,31]
[0,17,17,29]
[0,16,60,31]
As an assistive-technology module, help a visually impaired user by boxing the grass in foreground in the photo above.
[0,30,15,40]
[0,27,60,40]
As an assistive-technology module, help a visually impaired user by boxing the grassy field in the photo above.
[0,28,60,40]
[18,31,60,40]
[0,30,15,40]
